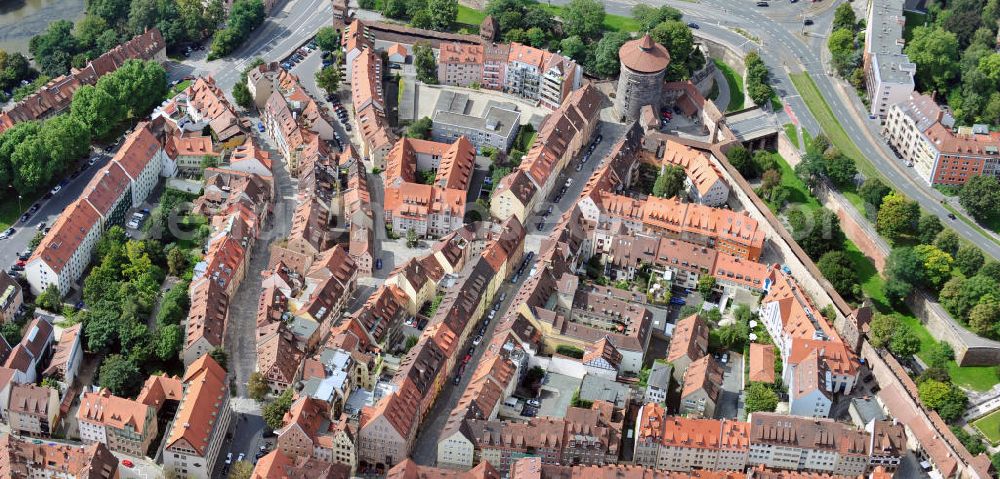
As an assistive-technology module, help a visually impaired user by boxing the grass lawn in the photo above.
[788,72,874,178]
[784,123,799,149]
[897,312,999,391]
[0,192,41,230]
[515,130,537,152]
[772,153,821,213]
[973,409,1000,445]
[456,5,486,30]
[801,128,814,151]
[166,79,191,99]
[714,59,744,112]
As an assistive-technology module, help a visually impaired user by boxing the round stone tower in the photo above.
[614,34,671,122]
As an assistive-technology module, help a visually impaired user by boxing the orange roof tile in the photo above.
[749,343,776,383]
[165,355,228,456]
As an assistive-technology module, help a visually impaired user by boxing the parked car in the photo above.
[527,398,541,407]
[375,258,383,270]
[0,228,14,240]
[19,213,30,224]
[36,222,45,231]
[499,292,507,302]
[687,22,700,29]
[803,19,814,25]
[756,1,768,6]
[121,460,134,468]
[49,185,62,195]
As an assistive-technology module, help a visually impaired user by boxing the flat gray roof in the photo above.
[433,103,520,138]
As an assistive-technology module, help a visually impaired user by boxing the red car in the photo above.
[121,459,134,468]
[462,353,472,364]
[15,260,25,267]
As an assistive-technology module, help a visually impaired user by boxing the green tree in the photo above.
[969,294,1000,336]
[832,2,857,31]
[883,247,924,305]
[917,214,944,245]
[786,208,845,260]
[859,177,891,214]
[406,228,419,248]
[559,36,587,63]
[652,165,685,198]
[28,20,78,77]
[71,85,120,139]
[817,251,857,299]
[918,378,952,410]
[406,117,433,139]
[315,64,342,93]
[314,26,339,52]
[905,26,960,92]
[980,261,1000,283]
[99,354,142,397]
[42,116,91,174]
[631,5,682,31]
[952,427,987,455]
[937,386,969,422]
[167,248,189,276]
[913,244,953,290]
[232,81,253,110]
[229,461,254,479]
[262,388,294,430]
[752,150,777,174]
[248,372,270,401]
[889,326,921,358]
[650,20,701,81]
[934,229,961,256]
[876,192,919,243]
[413,42,438,84]
[744,382,779,413]
[955,244,985,277]
[563,0,605,40]
[940,274,1000,320]
[959,175,1000,221]
[209,346,228,370]
[697,275,716,297]
[589,32,631,77]
[154,324,183,361]
[726,145,754,177]
[825,155,857,188]
[868,313,899,349]
[427,0,458,31]
[36,284,62,311]
[713,321,748,350]
[927,340,955,369]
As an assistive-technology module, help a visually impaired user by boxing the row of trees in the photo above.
[827,4,865,91]
[744,52,774,108]
[371,0,459,32]
[208,0,266,59]
[0,59,165,198]
[30,0,225,77]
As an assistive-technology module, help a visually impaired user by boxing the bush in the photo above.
[556,345,584,359]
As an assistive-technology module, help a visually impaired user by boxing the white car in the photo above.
[473,336,482,346]
[527,399,541,407]
[49,185,62,195]
[127,220,139,229]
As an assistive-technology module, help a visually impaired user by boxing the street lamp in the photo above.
[17,195,21,214]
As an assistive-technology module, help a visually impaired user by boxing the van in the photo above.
[504,397,519,408]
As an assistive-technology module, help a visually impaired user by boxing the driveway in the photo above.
[715,351,744,420]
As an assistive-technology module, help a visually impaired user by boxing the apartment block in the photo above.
[7,384,59,437]
[77,388,158,457]
[162,355,232,479]
[679,355,723,418]
[27,122,168,296]
[436,42,582,110]
[383,136,476,238]
[747,413,870,477]
[883,92,1000,186]
[862,0,915,118]
[276,397,357,473]
[431,91,521,152]
[666,314,709,382]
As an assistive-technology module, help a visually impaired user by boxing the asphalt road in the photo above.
[0,148,113,281]
[166,0,334,94]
